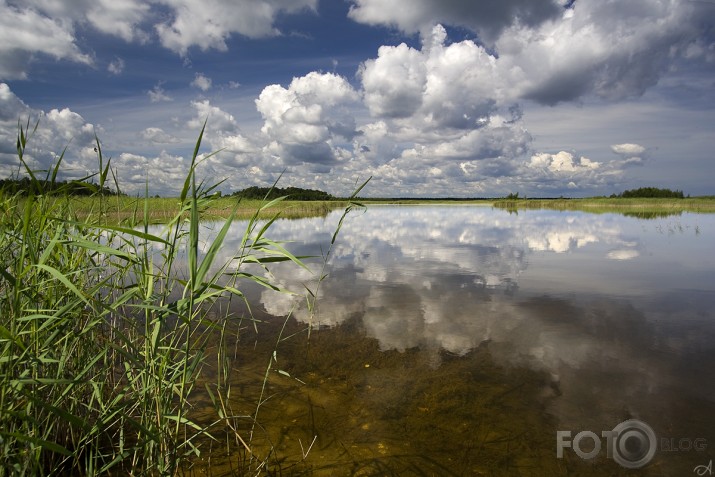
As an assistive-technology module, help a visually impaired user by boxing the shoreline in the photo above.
[35,196,715,225]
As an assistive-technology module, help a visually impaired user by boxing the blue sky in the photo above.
[1,0,714,197]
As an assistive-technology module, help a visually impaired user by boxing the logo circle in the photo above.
[611,419,657,469]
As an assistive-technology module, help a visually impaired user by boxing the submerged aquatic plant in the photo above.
[0,119,367,475]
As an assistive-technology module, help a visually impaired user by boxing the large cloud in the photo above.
[495,1,711,104]
[255,72,360,167]
[116,150,192,192]
[0,0,318,79]
[348,0,562,44]
[154,0,317,54]
[0,82,28,122]
[345,0,715,195]
[3,0,713,197]
[0,2,92,79]
[522,151,613,191]
[529,151,600,174]
[0,83,201,195]
[0,83,97,179]
[165,26,614,196]
[353,26,538,195]
[352,0,715,105]
[360,25,505,130]
[181,98,285,191]
[11,0,150,42]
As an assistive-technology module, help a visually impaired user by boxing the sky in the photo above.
[1,0,714,198]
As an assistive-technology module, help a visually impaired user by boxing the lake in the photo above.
[185,205,715,476]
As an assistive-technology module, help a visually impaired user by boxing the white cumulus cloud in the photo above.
[255,72,359,166]
[188,99,238,133]
[0,0,320,78]
[360,25,504,128]
[0,3,92,79]
[0,83,98,180]
[352,0,714,105]
[84,0,150,42]
[530,151,600,174]
[191,73,212,91]
[154,0,317,55]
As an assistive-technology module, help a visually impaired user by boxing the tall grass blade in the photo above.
[0,119,363,476]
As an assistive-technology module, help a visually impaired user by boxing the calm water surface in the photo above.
[187,205,715,476]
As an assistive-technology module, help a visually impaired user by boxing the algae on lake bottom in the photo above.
[185,314,661,476]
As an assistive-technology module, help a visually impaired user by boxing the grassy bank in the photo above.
[34,195,715,224]
[0,122,365,476]
[492,197,715,215]
[64,196,349,224]
[361,198,494,205]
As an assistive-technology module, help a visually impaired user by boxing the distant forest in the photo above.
[1,177,690,201]
[0,178,334,200]
[230,186,334,201]
[0,177,122,196]
[611,187,685,198]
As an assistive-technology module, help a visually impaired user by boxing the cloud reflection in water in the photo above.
[246,206,715,433]
[160,206,714,436]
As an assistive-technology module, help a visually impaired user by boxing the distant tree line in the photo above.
[230,186,334,201]
[0,177,123,196]
[610,187,685,199]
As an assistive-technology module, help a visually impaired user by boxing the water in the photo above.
[187,205,715,475]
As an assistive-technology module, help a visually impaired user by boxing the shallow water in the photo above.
[183,205,715,476]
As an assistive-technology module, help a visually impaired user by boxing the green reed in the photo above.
[0,119,367,475]
[492,197,715,215]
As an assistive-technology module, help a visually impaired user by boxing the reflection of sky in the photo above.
[141,207,715,329]
[246,206,715,324]
[244,205,715,434]
[142,206,715,431]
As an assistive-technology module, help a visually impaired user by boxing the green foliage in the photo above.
[505,192,519,200]
[0,178,123,196]
[231,185,334,201]
[614,187,684,198]
[0,120,366,475]
[492,197,715,215]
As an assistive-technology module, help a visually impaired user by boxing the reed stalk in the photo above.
[0,119,367,475]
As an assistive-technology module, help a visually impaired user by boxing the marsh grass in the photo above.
[492,197,715,215]
[0,120,366,476]
[64,196,348,224]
